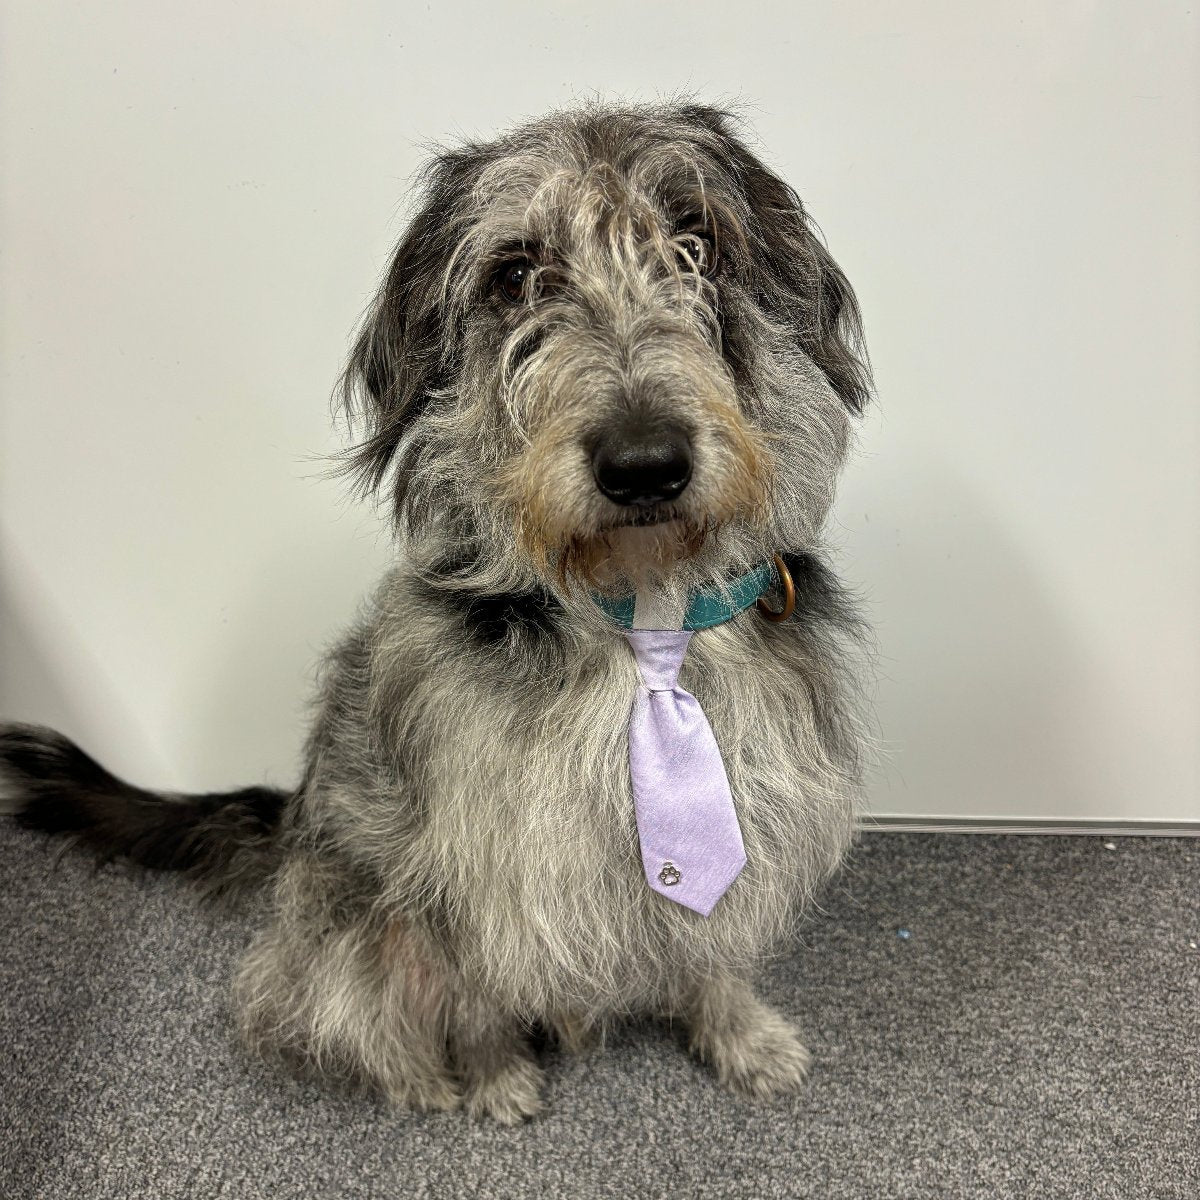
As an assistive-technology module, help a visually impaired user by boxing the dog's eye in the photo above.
[678,231,717,276]
[496,258,534,304]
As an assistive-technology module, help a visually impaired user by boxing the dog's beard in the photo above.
[555,517,711,592]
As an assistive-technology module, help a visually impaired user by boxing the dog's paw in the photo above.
[691,1005,812,1100]
[545,1011,602,1055]
[385,1073,463,1114]
[463,1054,545,1125]
[415,1078,465,1113]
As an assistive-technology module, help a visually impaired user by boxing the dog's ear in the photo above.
[745,164,871,413]
[336,153,475,502]
[683,107,872,414]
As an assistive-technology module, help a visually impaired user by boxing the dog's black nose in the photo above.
[591,427,693,506]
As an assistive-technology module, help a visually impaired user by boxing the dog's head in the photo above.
[339,103,869,595]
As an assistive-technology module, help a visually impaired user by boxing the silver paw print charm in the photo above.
[658,862,682,887]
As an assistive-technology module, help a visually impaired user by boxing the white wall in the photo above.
[2,2,1197,823]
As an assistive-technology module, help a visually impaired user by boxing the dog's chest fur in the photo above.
[302,565,858,1019]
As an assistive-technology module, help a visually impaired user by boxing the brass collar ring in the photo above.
[756,553,796,623]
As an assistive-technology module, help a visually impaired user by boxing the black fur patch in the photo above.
[780,551,865,634]
[428,581,563,650]
[455,589,562,648]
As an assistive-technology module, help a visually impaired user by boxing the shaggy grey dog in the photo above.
[0,101,871,1123]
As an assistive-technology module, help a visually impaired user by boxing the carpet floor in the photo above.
[1,828,1196,1199]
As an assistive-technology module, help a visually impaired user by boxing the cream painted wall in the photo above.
[2,2,1197,822]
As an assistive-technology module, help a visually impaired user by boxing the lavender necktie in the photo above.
[625,628,746,917]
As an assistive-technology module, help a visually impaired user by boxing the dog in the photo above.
[0,101,871,1123]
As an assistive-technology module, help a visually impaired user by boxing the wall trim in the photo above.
[857,815,1200,837]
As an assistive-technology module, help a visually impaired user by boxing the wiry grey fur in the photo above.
[0,101,872,1122]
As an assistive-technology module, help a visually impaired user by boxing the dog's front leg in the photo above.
[449,996,544,1124]
[681,971,813,1099]
[234,860,463,1114]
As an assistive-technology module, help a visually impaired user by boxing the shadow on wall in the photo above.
[0,537,173,782]
[845,454,1147,822]
[184,500,394,794]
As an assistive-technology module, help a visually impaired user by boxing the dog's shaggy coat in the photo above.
[0,102,871,1122]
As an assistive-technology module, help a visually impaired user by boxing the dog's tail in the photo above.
[0,722,288,897]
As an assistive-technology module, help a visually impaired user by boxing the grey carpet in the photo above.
[0,828,1196,1200]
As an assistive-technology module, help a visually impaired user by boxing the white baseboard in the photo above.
[857,815,1200,837]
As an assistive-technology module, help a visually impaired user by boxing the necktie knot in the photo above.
[625,628,692,691]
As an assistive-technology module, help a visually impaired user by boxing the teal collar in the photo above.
[593,561,774,631]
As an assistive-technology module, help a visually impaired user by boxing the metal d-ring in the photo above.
[756,553,796,623]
